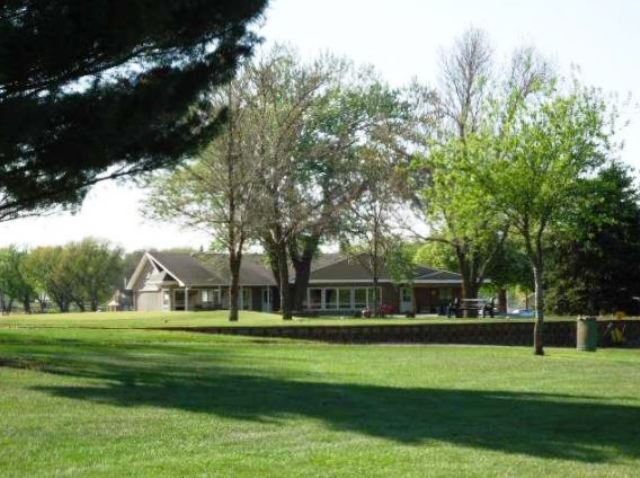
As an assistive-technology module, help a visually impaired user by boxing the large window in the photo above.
[367,287,381,307]
[309,289,322,309]
[325,289,338,310]
[304,287,382,311]
[338,289,352,309]
[201,290,211,302]
[354,288,367,309]
[241,288,252,310]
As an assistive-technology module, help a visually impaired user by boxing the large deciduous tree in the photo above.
[0,1,266,222]
[66,238,124,311]
[21,247,75,312]
[480,83,612,355]
[0,246,34,313]
[412,29,551,310]
[243,48,410,319]
[144,73,261,322]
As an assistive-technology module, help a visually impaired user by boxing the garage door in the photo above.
[136,291,161,311]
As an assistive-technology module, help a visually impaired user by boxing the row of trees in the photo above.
[0,239,124,313]
[144,48,417,321]
[0,3,626,357]
[145,30,623,356]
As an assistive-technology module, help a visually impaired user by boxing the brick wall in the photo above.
[167,319,640,348]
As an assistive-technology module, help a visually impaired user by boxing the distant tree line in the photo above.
[0,240,193,314]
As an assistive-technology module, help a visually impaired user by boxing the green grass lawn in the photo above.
[1,326,639,477]
[0,309,594,330]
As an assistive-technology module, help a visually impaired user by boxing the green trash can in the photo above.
[577,316,598,351]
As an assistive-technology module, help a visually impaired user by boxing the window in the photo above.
[367,287,382,308]
[309,289,322,309]
[338,289,352,309]
[325,289,338,309]
[354,288,367,309]
[241,288,252,310]
[201,290,211,302]
[162,291,170,306]
[401,288,412,302]
[440,288,453,301]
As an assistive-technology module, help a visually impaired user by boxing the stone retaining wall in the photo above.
[168,319,640,348]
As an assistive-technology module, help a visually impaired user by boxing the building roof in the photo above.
[151,251,225,286]
[127,251,463,289]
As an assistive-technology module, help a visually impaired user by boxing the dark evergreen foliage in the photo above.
[546,164,640,315]
[0,0,267,220]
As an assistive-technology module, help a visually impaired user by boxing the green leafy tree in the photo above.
[22,247,75,312]
[415,238,531,313]
[223,47,411,319]
[412,29,550,310]
[144,70,261,322]
[341,150,411,317]
[0,247,34,313]
[481,84,612,355]
[66,239,124,311]
[285,60,414,313]
[0,1,266,222]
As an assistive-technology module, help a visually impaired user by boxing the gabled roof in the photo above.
[150,251,226,286]
[308,254,463,284]
[308,255,390,282]
[196,254,277,286]
[127,251,463,290]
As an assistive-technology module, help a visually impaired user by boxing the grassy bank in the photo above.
[0,310,596,330]
[1,326,639,477]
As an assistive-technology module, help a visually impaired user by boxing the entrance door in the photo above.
[262,288,272,312]
[399,287,413,313]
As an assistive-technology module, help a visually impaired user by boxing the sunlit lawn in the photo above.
[1,326,639,477]
[0,310,586,330]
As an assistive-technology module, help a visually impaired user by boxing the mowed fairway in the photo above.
[1,323,639,477]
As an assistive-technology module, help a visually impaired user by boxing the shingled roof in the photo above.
[149,251,225,286]
[130,251,463,288]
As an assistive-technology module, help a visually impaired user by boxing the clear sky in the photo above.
[1,0,639,251]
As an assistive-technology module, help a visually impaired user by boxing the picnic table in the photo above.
[447,298,495,318]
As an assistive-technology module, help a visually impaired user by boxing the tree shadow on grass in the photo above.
[5,343,639,464]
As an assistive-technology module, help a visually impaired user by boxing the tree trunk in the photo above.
[229,250,242,322]
[497,288,508,314]
[275,242,293,320]
[22,295,31,314]
[461,279,479,318]
[90,297,99,312]
[532,261,545,356]
[291,257,312,313]
[457,249,479,318]
[289,235,319,313]
[263,238,281,290]
[372,216,382,318]
[54,296,68,313]
[372,275,381,317]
